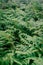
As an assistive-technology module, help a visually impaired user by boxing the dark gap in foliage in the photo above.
[13,62,19,65]
[29,59,34,65]
[34,52,39,57]
[0,24,6,31]
[2,5,9,9]
[13,29,21,45]
[22,9,25,11]
[12,5,16,10]
[30,41,33,44]
[33,17,38,21]
[3,44,11,50]
[22,17,25,21]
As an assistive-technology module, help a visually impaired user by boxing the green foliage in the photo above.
[24,0,43,21]
[0,0,43,65]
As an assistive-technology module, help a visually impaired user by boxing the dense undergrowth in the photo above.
[0,0,43,65]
